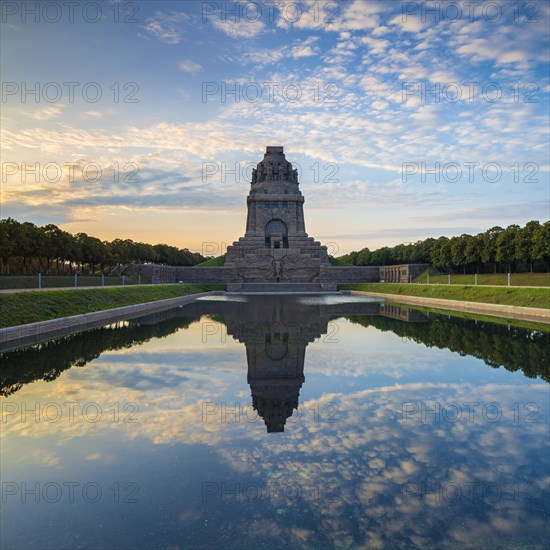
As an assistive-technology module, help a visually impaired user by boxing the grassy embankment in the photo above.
[0,275,145,290]
[339,283,550,309]
[413,267,550,286]
[0,284,224,328]
[195,255,227,266]
[328,256,352,266]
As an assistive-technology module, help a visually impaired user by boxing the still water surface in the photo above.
[1,295,549,549]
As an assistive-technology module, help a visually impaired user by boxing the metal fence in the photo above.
[0,274,150,290]
[412,272,550,286]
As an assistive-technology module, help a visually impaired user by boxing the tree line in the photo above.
[0,218,206,275]
[2,217,547,275]
[339,221,550,273]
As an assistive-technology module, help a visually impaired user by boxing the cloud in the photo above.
[410,105,439,125]
[371,99,388,110]
[412,201,550,224]
[178,60,203,74]
[28,105,63,120]
[211,18,265,38]
[31,449,61,468]
[83,110,104,119]
[451,19,549,69]
[276,0,386,32]
[361,35,390,54]
[142,11,190,44]
[236,37,319,65]
[239,47,286,65]
[290,45,315,58]
[389,14,427,33]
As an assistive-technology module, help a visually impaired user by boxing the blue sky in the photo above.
[1,0,549,254]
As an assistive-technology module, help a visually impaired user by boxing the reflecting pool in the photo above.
[1,295,549,549]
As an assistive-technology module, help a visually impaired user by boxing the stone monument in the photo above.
[225,146,331,290]
[131,146,426,289]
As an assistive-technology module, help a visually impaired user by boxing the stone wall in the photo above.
[317,266,380,283]
[131,264,235,284]
[132,264,177,284]
[130,263,429,286]
[175,267,236,283]
[379,264,429,283]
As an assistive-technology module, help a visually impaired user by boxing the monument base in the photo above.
[227,282,338,294]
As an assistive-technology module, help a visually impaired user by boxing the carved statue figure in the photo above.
[273,259,283,280]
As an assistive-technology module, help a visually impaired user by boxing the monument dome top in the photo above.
[251,145,298,186]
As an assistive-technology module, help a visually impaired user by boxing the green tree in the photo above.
[411,238,434,263]
[110,238,135,268]
[532,221,550,269]
[431,236,451,268]
[355,248,371,266]
[56,228,77,274]
[374,247,393,266]
[0,218,21,274]
[450,234,469,273]
[41,224,62,273]
[514,220,540,272]
[495,224,520,273]
[18,222,43,274]
[76,233,105,273]
[464,233,483,274]
[480,226,503,273]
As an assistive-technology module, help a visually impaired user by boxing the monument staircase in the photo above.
[228,282,336,294]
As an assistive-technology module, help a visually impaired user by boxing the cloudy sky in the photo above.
[1,0,549,254]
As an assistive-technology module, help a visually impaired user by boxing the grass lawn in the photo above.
[329,256,352,266]
[0,284,224,328]
[0,274,145,290]
[339,283,550,309]
[413,268,550,286]
[195,255,227,266]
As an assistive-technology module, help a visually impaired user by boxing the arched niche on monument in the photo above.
[265,219,289,249]
[265,332,289,361]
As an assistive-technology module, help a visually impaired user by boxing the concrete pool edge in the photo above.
[349,291,550,324]
[0,290,225,352]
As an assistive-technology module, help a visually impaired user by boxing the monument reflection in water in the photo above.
[0,295,549,549]
[211,295,426,433]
